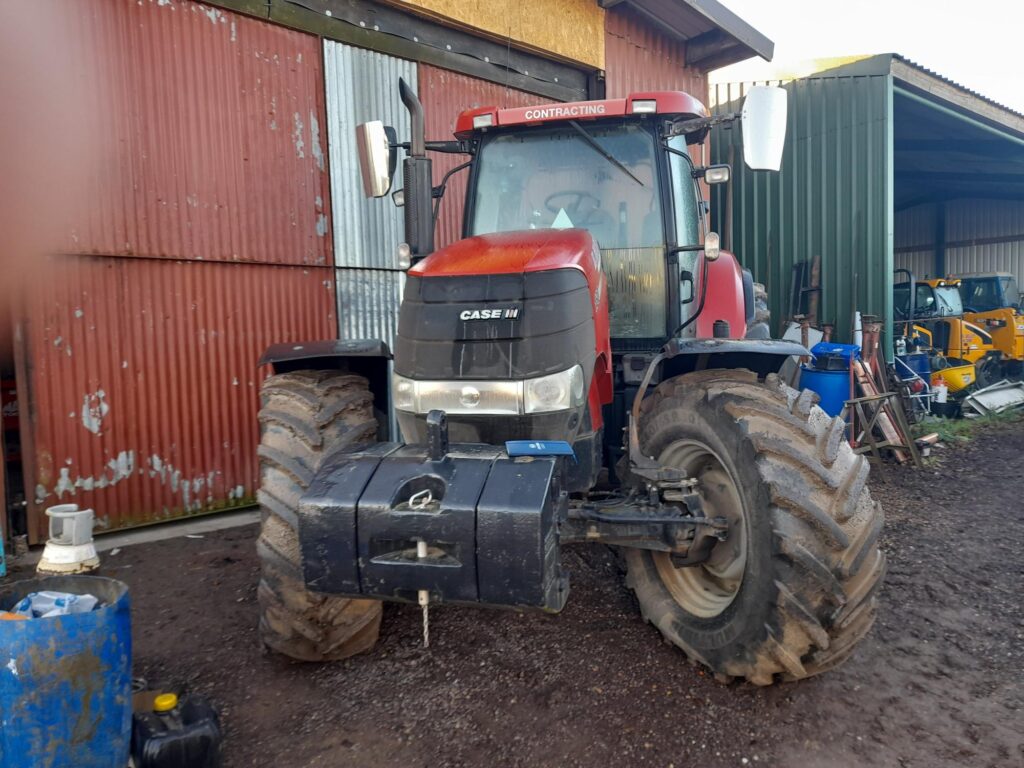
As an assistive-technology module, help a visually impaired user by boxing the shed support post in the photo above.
[935,200,946,277]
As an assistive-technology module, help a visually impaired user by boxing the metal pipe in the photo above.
[399,78,426,157]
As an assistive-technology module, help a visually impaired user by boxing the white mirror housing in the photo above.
[355,120,394,198]
[741,86,788,171]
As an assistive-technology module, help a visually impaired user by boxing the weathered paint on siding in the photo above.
[712,75,894,346]
[19,256,336,541]
[60,0,331,266]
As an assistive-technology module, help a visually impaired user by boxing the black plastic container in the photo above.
[131,694,222,768]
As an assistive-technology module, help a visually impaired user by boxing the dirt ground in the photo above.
[11,422,1024,766]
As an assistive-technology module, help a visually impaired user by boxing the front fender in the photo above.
[663,337,809,378]
[259,339,393,437]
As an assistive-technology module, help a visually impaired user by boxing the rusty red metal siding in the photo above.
[62,0,331,266]
[20,256,336,540]
[419,65,547,249]
[604,7,707,101]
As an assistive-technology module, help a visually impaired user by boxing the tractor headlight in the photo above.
[392,365,585,415]
[524,366,585,414]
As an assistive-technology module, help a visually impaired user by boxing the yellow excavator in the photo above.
[956,272,1024,380]
[893,273,999,392]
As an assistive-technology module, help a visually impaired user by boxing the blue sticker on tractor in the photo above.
[504,440,577,461]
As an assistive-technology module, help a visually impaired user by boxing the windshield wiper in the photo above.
[568,120,644,187]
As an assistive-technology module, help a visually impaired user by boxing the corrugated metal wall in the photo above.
[946,199,1024,282]
[323,40,416,360]
[17,0,335,539]
[603,6,706,99]
[895,199,1024,284]
[21,257,335,537]
[419,65,547,249]
[63,0,331,266]
[711,75,894,345]
[895,203,938,279]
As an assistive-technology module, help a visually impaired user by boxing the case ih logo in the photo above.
[459,308,520,321]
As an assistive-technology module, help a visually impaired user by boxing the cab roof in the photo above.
[454,91,709,139]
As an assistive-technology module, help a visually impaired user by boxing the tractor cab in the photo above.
[458,94,718,345]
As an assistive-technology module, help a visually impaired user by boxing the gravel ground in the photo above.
[7,422,1023,767]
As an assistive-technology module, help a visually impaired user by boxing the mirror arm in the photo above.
[392,139,474,155]
[664,112,739,139]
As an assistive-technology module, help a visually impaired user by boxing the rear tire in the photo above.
[624,369,885,684]
[257,370,383,661]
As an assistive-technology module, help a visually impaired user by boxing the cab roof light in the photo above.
[631,99,658,114]
[472,112,495,129]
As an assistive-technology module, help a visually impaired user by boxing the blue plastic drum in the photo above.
[799,366,850,418]
[0,576,132,768]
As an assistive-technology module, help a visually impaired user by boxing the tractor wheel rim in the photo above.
[652,439,748,618]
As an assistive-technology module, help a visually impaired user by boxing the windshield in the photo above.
[469,123,664,250]
[960,276,1020,312]
[933,286,963,316]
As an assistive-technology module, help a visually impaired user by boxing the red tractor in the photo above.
[256,81,884,685]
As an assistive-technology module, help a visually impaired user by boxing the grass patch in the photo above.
[913,409,1024,444]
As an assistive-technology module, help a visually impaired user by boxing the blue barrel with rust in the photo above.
[0,575,131,768]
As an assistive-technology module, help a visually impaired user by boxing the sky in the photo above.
[711,0,1024,113]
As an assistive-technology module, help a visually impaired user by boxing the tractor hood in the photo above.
[410,229,599,279]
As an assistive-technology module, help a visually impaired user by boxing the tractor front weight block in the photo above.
[296,441,569,612]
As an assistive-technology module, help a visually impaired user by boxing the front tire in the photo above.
[256,370,383,662]
[624,370,885,684]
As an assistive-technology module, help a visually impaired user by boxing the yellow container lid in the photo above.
[153,693,178,713]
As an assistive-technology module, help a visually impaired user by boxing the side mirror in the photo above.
[740,86,787,171]
[355,121,398,197]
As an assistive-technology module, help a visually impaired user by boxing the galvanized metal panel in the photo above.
[58,0,331,266]
[945,199,1024,284]
[895,203,939,279]
[604,6,707,99]
[336,268,405,352]
[419,65,547,249]
[20,256,336,539]
[324,41,416,270]
[711,75,894,345]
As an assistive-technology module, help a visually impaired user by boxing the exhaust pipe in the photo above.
[398,78,434,260]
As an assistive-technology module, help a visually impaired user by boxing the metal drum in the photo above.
[0,576,131,768]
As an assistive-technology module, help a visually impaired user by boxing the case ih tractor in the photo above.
[255,80,885,685]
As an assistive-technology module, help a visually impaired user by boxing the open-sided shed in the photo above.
[711,53,1024,353]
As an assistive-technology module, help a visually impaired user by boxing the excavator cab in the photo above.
[958,273,1024,377]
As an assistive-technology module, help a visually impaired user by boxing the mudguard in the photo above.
[259,339,392,436]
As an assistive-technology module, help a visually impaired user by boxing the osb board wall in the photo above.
[387,0,604,68]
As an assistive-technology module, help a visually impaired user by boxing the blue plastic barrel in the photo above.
[799,366,850,417]
[0,576,131,768]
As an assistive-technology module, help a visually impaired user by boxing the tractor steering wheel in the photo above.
[544,191,603,228]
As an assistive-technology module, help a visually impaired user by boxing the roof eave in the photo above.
[599,0,774,69]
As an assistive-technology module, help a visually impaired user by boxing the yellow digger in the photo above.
[893,273,998,392]
[956,272,1024,379]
